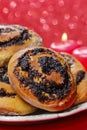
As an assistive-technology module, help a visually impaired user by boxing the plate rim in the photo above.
[0,102,87,123]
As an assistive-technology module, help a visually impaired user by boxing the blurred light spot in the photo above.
[73,16,79,21]
[52,19,58,25]
[27,11,32,16]
[10,1,17,8]
[15,12,20,17]
[39,0,45,2]
[40,18,46,24]
[42,10,48,16]
[68,23,77,29]
[58,0,64,7]
[64,14,70,20]
[30,2,38,8]
[43,24,50,31]
[77,40,83,45]
[2,7,9,14]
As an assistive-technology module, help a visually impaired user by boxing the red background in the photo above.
[0,0,87,47]
[0,0,87,129]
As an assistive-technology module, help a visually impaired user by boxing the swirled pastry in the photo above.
[60,52,87,105]
[8,47,76,112]
[0,24,42,67]
[0,66,36,115]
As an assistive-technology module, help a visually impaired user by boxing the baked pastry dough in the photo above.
[61,52,87,104]
[8,47,76,112]
[0,66,36,115]
[0,24,42,67]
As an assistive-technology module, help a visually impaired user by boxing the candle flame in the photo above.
[62,33,68,42]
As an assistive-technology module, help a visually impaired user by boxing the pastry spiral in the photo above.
[61,52,87,104]
[0,24,42,67]
[0,65,36,115]
[8,47,76,112]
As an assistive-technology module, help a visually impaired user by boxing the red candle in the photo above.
[72,46,87,70]
[50,33,82,53]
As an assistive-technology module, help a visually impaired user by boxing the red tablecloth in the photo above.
[0,0,87,129]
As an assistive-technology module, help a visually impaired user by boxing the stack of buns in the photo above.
[0,24,42,115]
[0,24,87,115]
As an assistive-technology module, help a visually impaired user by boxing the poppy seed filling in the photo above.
[0,66,9,84]
[0,26,32,47]
[0,27,13,33]
[0,88,16,97]
[14,49,72,102]
[76,70,86,85]
[30,48,57,56]
[61,53,75,66]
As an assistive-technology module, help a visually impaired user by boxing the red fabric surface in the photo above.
[0,0,87,47]
[0,0,87,129]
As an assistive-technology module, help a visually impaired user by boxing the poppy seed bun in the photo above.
[0,24,42,67]
[8,47,76,112]
[0,66,36,115]
[61,52,87,105]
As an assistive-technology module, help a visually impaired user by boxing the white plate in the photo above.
[0,102,87,124]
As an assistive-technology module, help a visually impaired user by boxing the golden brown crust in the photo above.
[0,82,36,115]
[8,47,76,112]
[0,64,36,115]
[60,52,87,105]
[0,24,42,67]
